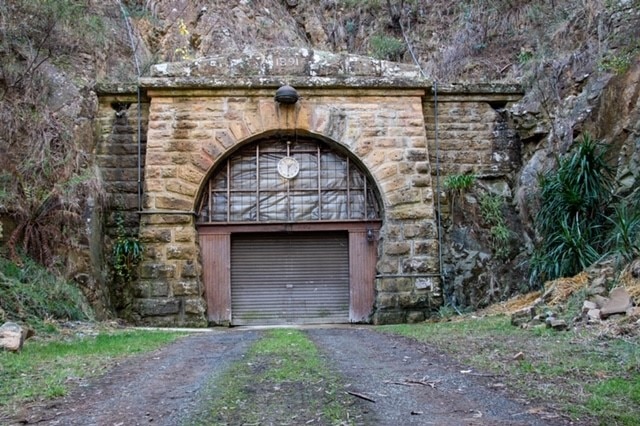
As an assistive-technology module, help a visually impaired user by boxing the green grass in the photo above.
[380,316,640,425]
[191,329,355,425]
[0,256,93,329]
[0,330,185,417]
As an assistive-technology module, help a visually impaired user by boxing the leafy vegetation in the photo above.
[191,329,356,425]
[443,173,476,192]
[479,192,513,259]
[369,34,405,61]
[381,316,640,425]
[605,202,640,262]
[443,173,476,225]
[0,330,184,418]
[108,214,143,317]
[0,0,106,267]
[0,256,92,328]
[530,134,615,287]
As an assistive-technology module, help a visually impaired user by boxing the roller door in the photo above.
[231,232,349,325]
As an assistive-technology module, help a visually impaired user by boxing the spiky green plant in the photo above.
[605,203,640,261]
[531,134,613,287]
[479,192,513,260]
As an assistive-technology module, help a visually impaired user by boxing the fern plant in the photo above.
[111,214,143,285]
[3,181,80,266]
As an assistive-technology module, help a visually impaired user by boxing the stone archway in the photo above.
[196,133,383,325]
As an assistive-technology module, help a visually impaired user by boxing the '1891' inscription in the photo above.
[274,57,300,67]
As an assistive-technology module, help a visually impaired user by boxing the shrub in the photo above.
[370,34,405,61]
[530,134,613,287]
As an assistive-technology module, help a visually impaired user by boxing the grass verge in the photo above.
[0,256,94,329]
[0,329,185,419]
[189,328,361,425]
[380,315,640,425]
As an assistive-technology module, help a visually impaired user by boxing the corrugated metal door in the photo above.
[231,232,349,325]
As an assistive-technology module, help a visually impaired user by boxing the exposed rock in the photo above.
[593,295,609,309]
[582,300,597,313]
[587,309,602,322]
[548,319,568,331]
[588,285,607,296]
[0,322,31,352]
[600,287,634,319]
[511,306,535,327]
[627,307,640,319]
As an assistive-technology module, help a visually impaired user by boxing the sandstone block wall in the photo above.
[96,95,149,227]
[94,50,522,326]
[130,87,440,325]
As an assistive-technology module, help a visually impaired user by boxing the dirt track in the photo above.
[12,326,568,426]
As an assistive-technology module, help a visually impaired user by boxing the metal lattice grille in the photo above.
[197,138,381,223]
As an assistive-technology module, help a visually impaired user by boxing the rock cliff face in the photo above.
[2,0,639,317]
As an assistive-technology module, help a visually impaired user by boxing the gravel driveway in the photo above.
[13,326,567,425]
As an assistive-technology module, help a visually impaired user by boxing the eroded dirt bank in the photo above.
[12,326,567,425]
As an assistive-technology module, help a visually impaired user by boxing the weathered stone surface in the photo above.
[0,322,31,352]
[139,263,176,279]
[183,298,206,315]
[415,277,435,291]
[181,261,199,278]
[593,295,609,309]
[172,280,201,296]
[406,311,426,323]
[136,299,180,316]
[582,300,597,313]
[376,293,398,309]
[600,287,633,318]
[587,309,602,321]
[134,281,170,298]
[548,319,568,331]
[372,311,406,325]
[147,47,426,81]
[95,45,527,327]
[511,307,535,327]
[377,278,413,293]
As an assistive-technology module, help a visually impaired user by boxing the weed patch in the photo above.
[0,256,92,328]
[189,329,361,425]
[0,329,184,418]
[380,316,640,424]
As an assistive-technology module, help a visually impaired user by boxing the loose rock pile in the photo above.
[507,258,640,334]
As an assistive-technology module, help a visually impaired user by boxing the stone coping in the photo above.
[149,47,425,79]
[96,47,524,97]
[96,80,523,98]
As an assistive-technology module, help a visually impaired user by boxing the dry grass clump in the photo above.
[480,271,590,316]
[544,271,590,306]
[619,259,640,300]
[479,291,542,315]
